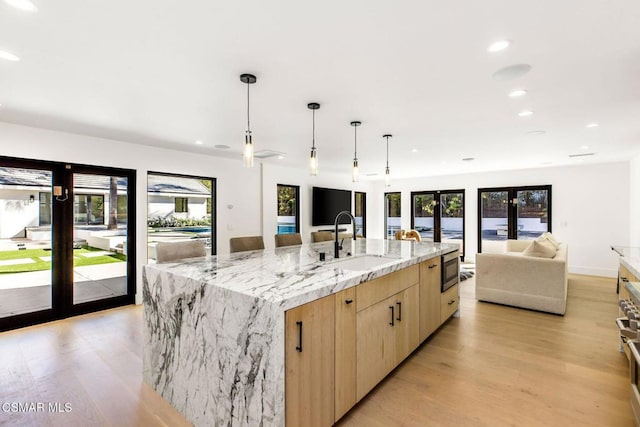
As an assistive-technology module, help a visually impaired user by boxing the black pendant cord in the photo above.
[312,109,316,149]
[386,136,389,168]
[246,83,251,133]
[354,126,358,160]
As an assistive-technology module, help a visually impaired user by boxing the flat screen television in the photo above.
[312,187,352,226]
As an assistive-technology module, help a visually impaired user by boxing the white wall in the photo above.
[261,163,376,250]
[0,121,262,303]
[631,153,640,247]
[0,189,40,238]
[369,162,630,277]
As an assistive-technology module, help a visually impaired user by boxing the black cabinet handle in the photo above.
[622,277,629,283]
[448,299,456,305]
[396,301,402,321]
[389,306,395,326]
[296,321,303,352]
[428,264,438,269]
[345,299,354,305]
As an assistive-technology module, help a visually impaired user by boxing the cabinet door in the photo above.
[335,288,357,422]
[419,258,441,341]
[440,283,459,324]
[285,294,335,427]
[395,284,420,363]
[356,294,397,401]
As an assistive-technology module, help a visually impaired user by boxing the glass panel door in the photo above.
[412,193,435,242]
[277,184,299,234]
[440,192,464,256]
[355,192,366,237]
[0,166,53,318]
[72,173,129,305]
[516,189,549,240]
[385,192,401,239]
[480,190,509,253]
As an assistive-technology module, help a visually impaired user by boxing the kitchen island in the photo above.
[143,238,459,426]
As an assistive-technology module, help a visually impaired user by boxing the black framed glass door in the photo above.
[411,190,465,257]
[478,185,551,253]
[0,156,136,332]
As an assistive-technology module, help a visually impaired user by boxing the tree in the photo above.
[107,176,118,230]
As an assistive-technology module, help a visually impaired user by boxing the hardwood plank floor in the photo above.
[0,274,632,426]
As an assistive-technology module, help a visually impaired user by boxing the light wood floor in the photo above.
[0,274,632,427]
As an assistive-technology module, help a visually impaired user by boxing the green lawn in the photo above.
[0,247,126,274]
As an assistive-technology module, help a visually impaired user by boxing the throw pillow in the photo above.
[540,232,560,249]
[523,239,557,258]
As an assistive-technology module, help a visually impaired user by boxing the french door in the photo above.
[411,190,465,258]
[478,185,551,253]
[0,156,136,332]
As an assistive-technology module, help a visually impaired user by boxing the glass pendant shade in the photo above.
[310,147,318,176]
[385,166,390,187]
[243,131,254,168]
[352,158,359,182]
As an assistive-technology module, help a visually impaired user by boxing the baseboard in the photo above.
[569,266,617,278]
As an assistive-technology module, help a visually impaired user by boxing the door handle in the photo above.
[295,321,303,352]
[389,306,395,326]
[345,299,354,305]
[428,264,438,269]
[396,301,402,321]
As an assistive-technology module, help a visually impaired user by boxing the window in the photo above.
[174,197,188,213]
[411,190,465,257]
[355,192,366,237]
[39,192,51,226]
[73,194,104,225]
[478,185,551,253]
[147,172,216,258]
[385,192,401,239]
[277,184,300,234]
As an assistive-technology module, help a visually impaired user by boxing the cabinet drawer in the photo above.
[440,284,459,323]
[356,264,419,312]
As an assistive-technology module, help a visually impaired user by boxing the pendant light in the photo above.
[350,121,361,182]
[383,134,392,187]
[308,102,320,176]
[240,73,257,168]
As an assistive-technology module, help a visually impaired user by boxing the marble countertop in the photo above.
[145,238,458,311]
[614,246,640,280]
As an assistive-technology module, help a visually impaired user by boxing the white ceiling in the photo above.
[1,0,639,179]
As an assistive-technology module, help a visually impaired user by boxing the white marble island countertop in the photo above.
[142,239,458,427]
[145,238,458,311]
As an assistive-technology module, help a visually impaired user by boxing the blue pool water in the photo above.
[277,224,296,234]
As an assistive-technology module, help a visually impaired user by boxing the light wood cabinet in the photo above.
[334,288,356,422]
[285,294,335,427]
[419,257,441,341]
[356,264,419,311]
[356,284,420,401]
[440,283,459,324]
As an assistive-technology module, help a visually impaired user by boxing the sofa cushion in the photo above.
[540,232,560,249]
[523,239,557,258]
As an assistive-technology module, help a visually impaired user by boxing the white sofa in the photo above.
[475,239,568,315]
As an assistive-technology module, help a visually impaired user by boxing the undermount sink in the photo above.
[330,255,397,271]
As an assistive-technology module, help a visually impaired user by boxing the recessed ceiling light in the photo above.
[0,50,20,61]
[194,140,203,145]
[4,0,37,12]
[518,110,534,117]
[580,145,589,151]
[277,155,285,160]
[525,130,546,136]
[411,148,419,153]
[586,122,599,128]
[487,40,511,53]
[214,144,230,150]
[509,89,527,98]
[462,157,475,162]
[492,64,532,81]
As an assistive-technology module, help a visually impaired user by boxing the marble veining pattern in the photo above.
[143,239,457,426]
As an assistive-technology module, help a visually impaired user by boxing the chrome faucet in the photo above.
[334,210,357,259]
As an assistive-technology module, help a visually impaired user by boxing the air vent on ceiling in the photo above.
[253,150,286,159]
[568,152,596,158]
